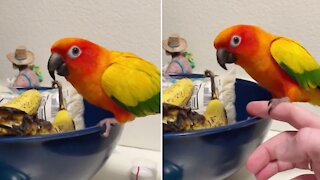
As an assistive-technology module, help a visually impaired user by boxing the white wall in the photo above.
[163,0,320,131]
[0,0,161,150]
[3,0,320,151]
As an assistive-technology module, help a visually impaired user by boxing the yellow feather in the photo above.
[101,51,160,107]
[271,38,320,73]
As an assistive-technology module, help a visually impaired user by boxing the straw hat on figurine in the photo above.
[163,34,188,53]
[7,46,34,65]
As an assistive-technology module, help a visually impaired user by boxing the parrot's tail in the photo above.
[305,88,320,106]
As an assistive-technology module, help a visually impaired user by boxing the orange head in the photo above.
[48,37,108,80]
[213,24,275,70]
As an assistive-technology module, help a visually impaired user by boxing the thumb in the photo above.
[275,128,320,173]
[275,128,320,162]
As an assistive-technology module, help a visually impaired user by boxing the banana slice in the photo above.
[52,81,75,132]
[203,70,227,127]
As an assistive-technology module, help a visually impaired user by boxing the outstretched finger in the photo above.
[247,101,320,129]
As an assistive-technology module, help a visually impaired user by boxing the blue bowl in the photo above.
[0,99,123,180]
[163,78,272,180]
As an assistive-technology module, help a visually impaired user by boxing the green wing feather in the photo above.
[101,51,160,117]
[270,37,320,89]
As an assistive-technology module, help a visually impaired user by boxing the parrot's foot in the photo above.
[267,97,290,114]
[98,118,119,137]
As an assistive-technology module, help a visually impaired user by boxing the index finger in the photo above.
[246,101,320,129]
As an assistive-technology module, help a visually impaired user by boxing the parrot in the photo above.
[47,38,160,136]
[213,24,320,111]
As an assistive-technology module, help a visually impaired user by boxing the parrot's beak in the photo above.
[47,53,69,80]
[216,48,236,70]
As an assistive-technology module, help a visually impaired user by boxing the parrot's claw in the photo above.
[99,118,119,137]
[267,97,290,114]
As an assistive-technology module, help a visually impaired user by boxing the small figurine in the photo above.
[162,34,195,74]
[7,46,43,87]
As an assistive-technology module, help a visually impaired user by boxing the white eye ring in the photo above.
[67,46,81,59]
[230,35,241,47]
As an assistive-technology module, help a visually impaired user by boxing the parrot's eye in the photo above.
[68,46,81,59]
[230,35,241,47]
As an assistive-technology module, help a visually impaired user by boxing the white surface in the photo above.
[0,0,161,151]
[130,160,157,180]
[227,130,313,180]
[162,0,320,132]
[92,146,161,180]
[118,115,161,151]
[93,130,313,180]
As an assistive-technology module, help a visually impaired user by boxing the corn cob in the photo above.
[1,89,41,115]
[162,78,193,107]
[0,89,57,136]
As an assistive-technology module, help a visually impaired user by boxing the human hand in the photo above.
[246,101,320,180]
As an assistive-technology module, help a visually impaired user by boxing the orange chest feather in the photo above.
[67,72,109,105]
[66,69,135,122]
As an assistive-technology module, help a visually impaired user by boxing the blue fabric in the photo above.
[173,60,186,73]
[21,72,33,87]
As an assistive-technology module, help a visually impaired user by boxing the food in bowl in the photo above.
[0,81,77,136]
[0,89,57,135]
[162,70,230,132]
[163,103,227,131]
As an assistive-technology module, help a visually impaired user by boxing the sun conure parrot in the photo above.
[48,38,160,136]
[214,24,320,111]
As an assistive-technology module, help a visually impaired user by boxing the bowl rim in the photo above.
[163,117,269,138]
[0,125,105,142]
